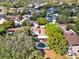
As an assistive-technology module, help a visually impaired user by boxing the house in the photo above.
[7,7,21,20]
[9,7,17,14]
[17,7,24,13]
[0,7,7,24]
[0,18,6,24]
[59,24,79,56]
[30,25,49,49]
[6,15,20,23]
[7,27,22,35]
[0,7,7,15]
[63,29,79,56]
[46,8,57,22]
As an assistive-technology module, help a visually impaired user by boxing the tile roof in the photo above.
[59,24,79,46]
[64,32,79,45]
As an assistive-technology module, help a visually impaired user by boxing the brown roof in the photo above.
[64,32,79,45]
[6,15,20,19]
[7,28,21,32]
[58,24,79,46]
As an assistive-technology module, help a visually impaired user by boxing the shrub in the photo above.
[66,24,72,30]
[3,20,15,29]
[39,9,46,17]
[0,26,6,34]
[57,15,73,24]
[22,21,27,26]
[36,17,48,25]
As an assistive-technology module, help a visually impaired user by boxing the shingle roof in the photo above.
[64,32,79,46]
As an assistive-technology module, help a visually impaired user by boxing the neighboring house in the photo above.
[59,24,79,56]
[66,34,79,56]
[17,7,24,13]
[9,7,17,14]
[6,15,20,20]
[14,20,21,27]
[7,7,21,20]
[0,7,7,24]
[0,18,6,24]
[63,29,79,56]
[0,7,7,15]
[46,8,57,22]
[28,2,48,9]
[7,27,22,35]
[30,25,49,49]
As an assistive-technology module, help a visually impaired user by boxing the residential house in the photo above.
[0,7,7,15]
[7,7,20,20]
[46,8,57,22]
[63,29,79,56]
[30,25,49,49]
[17,7,24,13]
[0,7,7,24]
[9,7,17,15]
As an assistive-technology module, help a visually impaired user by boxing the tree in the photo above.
[45,23,68,55]
[72,18,79,35]
[29,16,39,21]
[22,21,27,26]
[0,32,43,59]
[13,0,26,7]
[36,17,48,25]
[39,9,46,17]
[0,2,13,7]
[57,15,73,24]
[3,20,15,29]
[0,26,6,34]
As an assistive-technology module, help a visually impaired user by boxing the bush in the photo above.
[22,22,27,26]
[36,17,48,25]
[66,24,72,30]
[29,16,39,21]
[3,20,15,29]
[0,26,6,34]
[39,9,46,17]
[57,15,73,24]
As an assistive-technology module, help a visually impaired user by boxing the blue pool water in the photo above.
[37,43,46,48]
